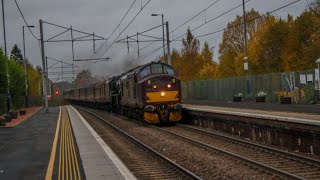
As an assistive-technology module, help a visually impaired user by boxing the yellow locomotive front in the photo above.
[138,62,182,124]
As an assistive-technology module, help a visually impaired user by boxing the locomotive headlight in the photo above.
[167,84,171,88]
[161,92,165,96]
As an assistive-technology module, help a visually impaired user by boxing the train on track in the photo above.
[63,62,183,124]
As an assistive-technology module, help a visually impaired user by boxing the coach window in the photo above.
[163,65,175,75]
[140,66,151,78]
[151,63,163,74]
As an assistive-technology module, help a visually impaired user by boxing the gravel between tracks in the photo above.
[81,108,277,180]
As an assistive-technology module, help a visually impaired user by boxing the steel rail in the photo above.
[75,106,202,180]
[150,125,304,180]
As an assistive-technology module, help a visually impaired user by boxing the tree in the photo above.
[309,0,320,15]
[27,64,42,96]
[218,9,264,77]
[74,70,96,87]
[8,59,25,97]
[198,42,217,79]
[171,49,182,76]
[282,10,320,71]
[0,49,7,94]
[248,16,290,74]
[180,28,201,81]
[10,44,23,64]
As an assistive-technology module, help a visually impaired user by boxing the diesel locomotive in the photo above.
[63,62,183,124]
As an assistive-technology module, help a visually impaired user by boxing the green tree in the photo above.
[10,44,23,64]
[8,59,25,97]
[0,48,7,94]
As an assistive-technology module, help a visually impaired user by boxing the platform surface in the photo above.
[184,103,320,126]
[0,107,59,180]
[66,105,136,180]
[184,100,320,115]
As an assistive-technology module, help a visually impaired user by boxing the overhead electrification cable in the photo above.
[140,0,302,61]
[195,0,302,38]
[14,0,39,40]
[92,0,137,58]
[97,0,152,59]
[172,0,252,41]
[170,0,222,33]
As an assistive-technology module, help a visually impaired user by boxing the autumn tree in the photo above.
[309,0,320,15]
[179,28,202,81]
[247,16,290,74]
[218,9,264,77]
[198,42,217,79]
[282,9,320,71]
[171,49,182,76]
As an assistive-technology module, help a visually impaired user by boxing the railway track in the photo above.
[76,107,201,180]
[154,124,320,179]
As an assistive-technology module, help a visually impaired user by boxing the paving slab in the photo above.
[0,107,59,180]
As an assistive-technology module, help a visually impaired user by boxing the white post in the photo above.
[316,58,320,102]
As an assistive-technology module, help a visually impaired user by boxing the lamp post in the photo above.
[151,13,166,63]
[242,0,250,98]
[22,25,35,108]
[2,0,10,112]
[316,58,320,102]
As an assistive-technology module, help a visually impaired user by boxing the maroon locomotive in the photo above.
[64,62,183,124]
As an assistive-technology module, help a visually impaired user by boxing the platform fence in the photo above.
[0,94,43,115]
[181,69,318,104]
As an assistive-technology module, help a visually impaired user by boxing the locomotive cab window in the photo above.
[151,64,163,74]
[163,65,175,75]
[140,66,151,78]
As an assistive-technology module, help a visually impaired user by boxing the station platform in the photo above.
[0,106,135,180]
[183,99,320,115]
[183,101,320,126]
[0,107,60,180]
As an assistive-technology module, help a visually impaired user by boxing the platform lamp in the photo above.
[151,13,166,63]
[22,25,35,108]
[316,58,320,102]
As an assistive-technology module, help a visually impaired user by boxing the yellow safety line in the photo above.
[56,107,82,180]
[67,117,77,179]
[45,107,62,180]
[68,108,81,180]
[60,109,66,180]
[58,108,63,180]
[66,112,72,180]
[70,122,81,180]
[63,109,66,180]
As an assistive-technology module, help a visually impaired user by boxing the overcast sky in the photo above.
[0,0,312,81]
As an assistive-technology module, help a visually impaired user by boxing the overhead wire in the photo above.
[92,0,138,58]
[170,0,222,33]
[14,0,39,40]
[140,0,302,61]
[195,0,302,38]
[97,0,152,59]
[172,0,252,41]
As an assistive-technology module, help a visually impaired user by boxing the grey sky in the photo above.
[0,0,311,81]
